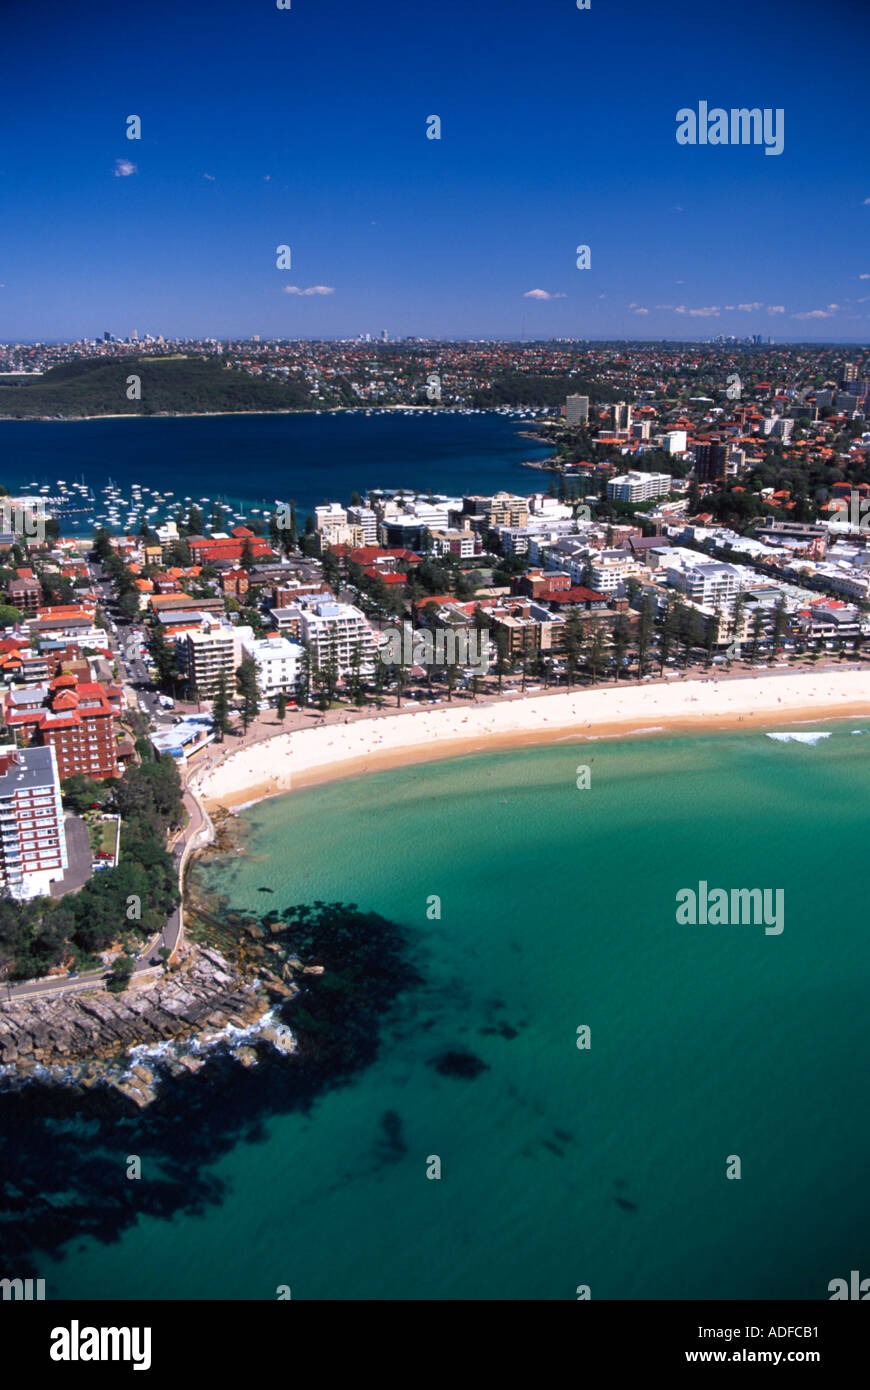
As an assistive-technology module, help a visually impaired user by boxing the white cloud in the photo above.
[767,305,785,314]
[203,173,216,181]
[674,304,720,317]
[633,307,649,315]
[863,197,870,205]
[282,285,335,296]
[113,159,137,177]
[263,175,271,181]
[859,273,870,280]
[736,302,762,312]
[523,288,565,300]
[793,308,834,319]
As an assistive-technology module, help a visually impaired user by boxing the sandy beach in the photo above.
[194,668,870,812]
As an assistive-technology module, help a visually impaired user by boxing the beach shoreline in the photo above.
[193,669,870,813]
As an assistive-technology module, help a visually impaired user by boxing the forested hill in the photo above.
[0,355,316,419]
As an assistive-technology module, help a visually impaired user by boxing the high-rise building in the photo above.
[612,402,633,431]
[180,622,253,698]
[298,600,376,678]
[565,394,589,426]
[347,505,378,544]
[0,743,67,900]
[840,362,858,386]
[693,441,728,486]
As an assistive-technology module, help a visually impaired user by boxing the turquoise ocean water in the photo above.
[29,722,870,1300]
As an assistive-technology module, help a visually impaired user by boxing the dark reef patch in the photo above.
[429,1050,490,1080]
[0,901,422,1275]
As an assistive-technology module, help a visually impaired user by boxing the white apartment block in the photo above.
[587,550,646,595]
[241,635,305,702]
[347,505,378,544]
[607,472,672,504]
[429,529,477,558]
[662,430,688,454]
[0,743,67,900]
[300,601,377,677]
[314,503,364,548]
[315,503,347,532]
[665,559,740,610]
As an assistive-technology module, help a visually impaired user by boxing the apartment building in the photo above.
[665,559,740,610]
[0,743,67,900]
[565,394,589,425]
[587,549,647,595]
[179,622,254,698]
[485,493,530,528]
[7,571,42,614]
[4,674,119,780]
[693,442,729,486]
[429,529,478,559]
[346,505,378,544]
[486,599,567,658]
[607,472,671,503]
[241,634,305,703]
[298,600,377,677]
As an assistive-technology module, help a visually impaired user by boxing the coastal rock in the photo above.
[0,945,272,1092]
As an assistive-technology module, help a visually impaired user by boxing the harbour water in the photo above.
[0,410,553,527]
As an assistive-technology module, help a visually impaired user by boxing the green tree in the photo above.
[563,608,584,688]
[236,655,260,732]
[212,675,232,741]
[106,953,136,994]
[586,627,607,683]
[611,614,630,679]
[636,596,654,677]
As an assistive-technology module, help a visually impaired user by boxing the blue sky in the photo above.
[2,0,869,342]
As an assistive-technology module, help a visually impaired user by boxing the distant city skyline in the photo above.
[2,0,869,343]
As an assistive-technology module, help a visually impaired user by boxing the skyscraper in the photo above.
[694,441,728,486]
[565,394,589,426]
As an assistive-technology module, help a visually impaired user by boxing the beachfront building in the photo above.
[178,621,254,698]
[298,600,377,678]
[565,394,589,426]
[4,674,120,780]
[150,714,215,764]
[241,634,305,703]
[607,472,671,504]
[0,743,68,900]
[665,558,741,611]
